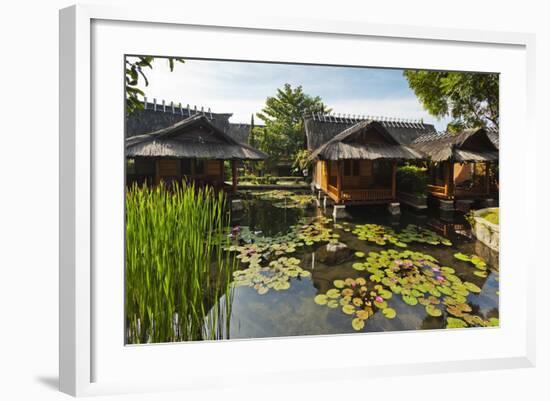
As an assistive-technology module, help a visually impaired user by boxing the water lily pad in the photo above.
[314,294,328,305]
[326,288,341,299]
[454,253,471,262]
[418,297,431,306]
[258,286,269,295]
[488,317,499,326]
[352,263,366,271]
[474,271,488,278]
[464,282,482,293]
[344,278,356,286]
[370,275,382,283]
[446,317,468,328]
[333,280,345,289]
[374,299,387,309]
[382,307,396,319]
[355,251,365,258]
[425,304,442,317]
[352,318,365,331]
[274,281,290,290]
[402,295,418,306]
[342,304,355,315]
[352,297,363,307]
[327,300,339,308]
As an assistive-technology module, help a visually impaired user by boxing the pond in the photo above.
[224,189,499,339]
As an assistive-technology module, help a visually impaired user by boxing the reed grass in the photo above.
[125,182,235,343]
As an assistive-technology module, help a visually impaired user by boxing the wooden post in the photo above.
[231,160,237,193]
[485,161,491,194]
[219,160,225,189]
[392,161,397,199]
[446,162,455,199]
[336,161,343,203]
[155,159,160,185]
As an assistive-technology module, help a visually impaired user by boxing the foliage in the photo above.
[481,210,499,225]
[251,190,316,209]
[125,183,235,343]
[292,149,313,175]
[125,56,185,115]
[254,84,330,168]
[396,165,428,195]
[403,70,499,131]
[232,256,310,295]
[315,277,397,331]
[352,223,452,248]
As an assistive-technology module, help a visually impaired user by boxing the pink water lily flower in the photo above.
[375,296,384,303]
[436,276,445,283]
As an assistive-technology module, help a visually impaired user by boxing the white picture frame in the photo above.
[59,4,536,397]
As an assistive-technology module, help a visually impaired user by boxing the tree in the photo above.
[254,84,330,172]
[125,56,185,115]
[403,71,499,131]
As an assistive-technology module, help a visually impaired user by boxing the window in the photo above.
[352,160,360,176]
[195,159,205,175]
[344,160,351,176]
[344,160,360,176]
[181,159,192,175]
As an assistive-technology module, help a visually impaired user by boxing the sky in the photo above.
[133,57,452,130]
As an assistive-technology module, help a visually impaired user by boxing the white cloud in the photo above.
[133,58,451,130]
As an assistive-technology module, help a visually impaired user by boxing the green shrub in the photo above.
[397,165,428,195]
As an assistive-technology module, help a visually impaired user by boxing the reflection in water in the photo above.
[226,191,499,339]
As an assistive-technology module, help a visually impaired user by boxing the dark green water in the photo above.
[225,191,499,339]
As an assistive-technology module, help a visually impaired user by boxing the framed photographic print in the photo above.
[59,4,536,396]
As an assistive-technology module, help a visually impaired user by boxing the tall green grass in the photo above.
[125,183,235,343]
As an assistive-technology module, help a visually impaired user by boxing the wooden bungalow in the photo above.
[411,127,499,201]
[126,114,268,191]
[306,115,430,205]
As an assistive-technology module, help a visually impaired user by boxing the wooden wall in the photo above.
[314,161,329,190]
[153,158,224,185]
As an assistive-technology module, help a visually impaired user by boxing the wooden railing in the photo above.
[342,188,393,201]
[326,184,339,201]
[427,184,446,195]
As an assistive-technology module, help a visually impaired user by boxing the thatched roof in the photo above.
[411,127,499,162]
[126,114,268,160]
[225,122,264,144]
[305,114,437,152]
[126,100,261,146]
[126,100,233,137]
[308,119,424,161]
